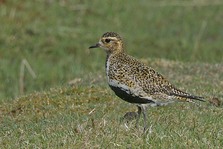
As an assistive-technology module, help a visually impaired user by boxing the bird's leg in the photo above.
[135,105,142,128]
[142,106,148,133]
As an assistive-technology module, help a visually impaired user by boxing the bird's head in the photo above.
[89,32,124,54]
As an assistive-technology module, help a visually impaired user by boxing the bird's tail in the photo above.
[170,87,222,107]
[169,88,205,102]
[171,92,205,102]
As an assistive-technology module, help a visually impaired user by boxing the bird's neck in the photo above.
[105,53,112,72]
[105,54,110,80]
[105,52,126,71]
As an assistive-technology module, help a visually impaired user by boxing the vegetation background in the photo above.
[0,0,223,148]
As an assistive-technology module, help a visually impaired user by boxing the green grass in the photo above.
[0,0,223,148]
[1,60,223,148]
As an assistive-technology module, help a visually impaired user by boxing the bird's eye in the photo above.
[105,39,111,43]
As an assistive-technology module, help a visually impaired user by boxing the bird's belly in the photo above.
[109,85,154,104]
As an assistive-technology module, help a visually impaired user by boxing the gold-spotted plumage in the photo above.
[89,32,204,132]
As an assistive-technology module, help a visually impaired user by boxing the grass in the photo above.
[1,60,223,148]
[0,0,223,148]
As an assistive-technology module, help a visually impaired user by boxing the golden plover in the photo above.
[89,32,204,131]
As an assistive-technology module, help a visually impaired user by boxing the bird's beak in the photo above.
[89,43,100,49]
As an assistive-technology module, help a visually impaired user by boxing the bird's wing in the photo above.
[127,59,204,102]
[141,66,204,102]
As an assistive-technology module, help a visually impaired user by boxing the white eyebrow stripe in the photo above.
[102,37,118,40]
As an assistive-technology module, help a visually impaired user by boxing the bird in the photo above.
[89,32,205,132]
